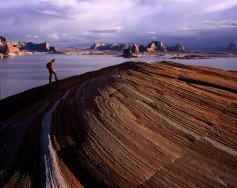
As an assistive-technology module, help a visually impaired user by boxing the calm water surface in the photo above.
[0,54,236,99]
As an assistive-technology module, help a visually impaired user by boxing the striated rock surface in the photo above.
[1,61,237,187]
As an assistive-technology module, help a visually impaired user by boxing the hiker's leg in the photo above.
[54,72,58,81]
[49,71,52,83]
[52,71,58,81]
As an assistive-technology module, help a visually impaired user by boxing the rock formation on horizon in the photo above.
[1,61,237,187]
[130,44,139,53]
[90,43,126,51]
[0,36,57,57]
[226,43,237,52]
[146,41,167,52]
[21,42,56,52]
[0,36,7,44]
[122,48,134,58]
[138,45,146,52]
[89,41,187,53]
[0,36,21,57]
[167,42,185,52]
[90,43,140,53]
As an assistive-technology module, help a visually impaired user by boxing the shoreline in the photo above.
[1,49,237,59]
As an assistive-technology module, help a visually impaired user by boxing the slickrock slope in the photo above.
[1,61,237,187]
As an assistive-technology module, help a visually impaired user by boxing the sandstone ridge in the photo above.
[0,61,237,187]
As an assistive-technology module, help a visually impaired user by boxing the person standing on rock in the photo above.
[46,59,58,83]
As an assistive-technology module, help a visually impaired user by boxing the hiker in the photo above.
[46,59,58,83]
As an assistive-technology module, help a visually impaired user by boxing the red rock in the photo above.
[1,61,237,187]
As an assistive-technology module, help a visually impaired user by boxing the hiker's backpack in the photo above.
[46,62,50,69]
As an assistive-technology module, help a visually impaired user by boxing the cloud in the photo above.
[148,31,157,35]
[89,26,123,34]
[26,34,40,38]
[202,19,237,28]
[33,9,72,20]
[47,33,60,40]
[202,0,237,13]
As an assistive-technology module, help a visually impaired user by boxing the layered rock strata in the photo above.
[0,61,237,187]
[0,36,57,57]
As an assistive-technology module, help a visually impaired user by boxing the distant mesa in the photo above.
[130,44,139,53]
[0,37,21,57]
[138,45,146,52]
[21,42,56,52]
[90,43,126,51]
[122,48,137,58]
[90,41,186,53]
[211,43,237,52]
[0,36,57,58]
[226,43,237,52]
[167,42,185,52]
[146,41,167,52]
[0,36,7,44]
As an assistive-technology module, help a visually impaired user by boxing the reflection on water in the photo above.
[0,54,236,99]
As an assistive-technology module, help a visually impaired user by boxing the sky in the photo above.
[1,0,237,49]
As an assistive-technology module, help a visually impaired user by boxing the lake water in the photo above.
[0,54,236,100]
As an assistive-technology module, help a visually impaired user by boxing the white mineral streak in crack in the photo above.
[40,91,70,188]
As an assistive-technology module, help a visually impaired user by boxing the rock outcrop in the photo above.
[21,42,56,52]
[146,41,167,52]
[167,42,185,52]
[90,43,126,51]
[1,61,237,187]
[146,42,157,52]
[139,45,146,52]
[90,43,140,52]
[0,36,6,44]
[6,42,21,55]
[226,43,237,51]
[122,48,134,58]
[130,44,139,53]
[0,37,21,56]
[0,36,57,57]
[90,41,187,53]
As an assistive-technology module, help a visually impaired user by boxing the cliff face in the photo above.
[21,42,56,52]
[0,62,237,187]
[90,43,126,51]
[146,41,167,52]
[0,36,57,57]
[0,42,21,57]
[90,43,139,52]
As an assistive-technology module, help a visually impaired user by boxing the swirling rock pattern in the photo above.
[1,61,237,187]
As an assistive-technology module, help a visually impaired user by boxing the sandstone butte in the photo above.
[0,61,237,187]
